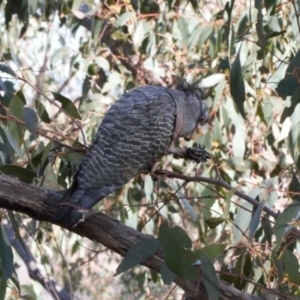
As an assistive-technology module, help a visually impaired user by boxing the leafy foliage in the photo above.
[0,0,300,299]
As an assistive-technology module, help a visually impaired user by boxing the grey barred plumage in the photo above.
[53,82,209,226]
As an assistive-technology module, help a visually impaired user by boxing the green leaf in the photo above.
[50,46,71,68]
[261,216,272,248]
[199,250,219,300]
[0,165,36,183]
[264,30,286,39]
[158,222,198,281]
[230,47,246,118]
[133,21,148,49]
[281,87,300,123]
[8,37,20,68]
[276,50,300,97]
[0,279,6,300]
[150,269,159,283]
[0,64,15,77]
[0,223,14,280]
[169,181,197,221]
[41,140,53,166]
[8,95,25,146]
[36,101,50,124]
[282,249,300,284]
[224,186,240,218]
[6,211,22,242]
[92,18,104,44]
[71,241,80,256]
[0,126,22,158]
[229,157,258,172]
[51,92,81,120]
[94,56,110,72]
[194,244,227,261]
[232,122,245,157]
[188,0,199,10]
[188,25,202,50]
[23,106,38,134]
[233,200,253,244]
[144,175,153,203]
[200,74,225,88]
[205,217,226,229]
[115,239,159,276]
[198,25,213,46]
[116,11,135,26]
[160,262,176,285]
[287,122,300,170]
[273,255,284,284]
[20,284,37,300]
[288,173,300,201]
[273,202,300,251]
[265,0,279,14]
[41,165,65,191]
[261,97,273,127]
[16,90,26,105]
[248,201,264,242]
[177,16,189,45]
[10,270,20,293]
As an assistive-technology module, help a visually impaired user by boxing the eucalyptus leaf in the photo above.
[282,249,300,285]
[8,95,25,146]
[276,51,300,97]
[52,92,81,120]
[36,101,50,124]
[50,46,71,68]
[199,250,219,300]
[116,11,135,26]
[274,202,300,251]
[205,217,226,229]
[115,239,159,276]
[0,223,14,280]
[23,105,38,134]
[248,201,264,242]
[158,222,198,281]
[160,262,176,285]
[230,47,246,118]
[233,200,253,244]
[0,165,36,183]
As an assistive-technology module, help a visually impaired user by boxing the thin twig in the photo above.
[0,114,85,152]
[4,220,71,300]
[0,56,87,147]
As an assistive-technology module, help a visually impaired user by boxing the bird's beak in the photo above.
[194,123,208,138]
[200,105,209,126]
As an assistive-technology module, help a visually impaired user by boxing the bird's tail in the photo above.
[53,182,118,227]
[53,181,86,226]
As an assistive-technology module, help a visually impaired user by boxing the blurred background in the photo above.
[1,0,300,299]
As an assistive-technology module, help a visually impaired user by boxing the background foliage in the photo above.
[1,0,300,299]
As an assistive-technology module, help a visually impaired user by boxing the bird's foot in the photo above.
[185,145,211,163]
[169,145,210,163]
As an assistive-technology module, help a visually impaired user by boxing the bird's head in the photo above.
[177,79,209,126]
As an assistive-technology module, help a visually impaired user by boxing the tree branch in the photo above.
[4,221,71,300]
[0,173,269,300]
[155,170,278,217]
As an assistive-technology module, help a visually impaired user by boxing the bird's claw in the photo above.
[185,145,211,163]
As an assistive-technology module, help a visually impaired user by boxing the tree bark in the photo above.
[0,173,266,300]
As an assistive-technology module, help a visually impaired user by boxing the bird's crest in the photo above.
[177,78,202,100]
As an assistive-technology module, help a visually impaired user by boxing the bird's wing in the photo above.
[53,92,177,225]
[76,92,177,189]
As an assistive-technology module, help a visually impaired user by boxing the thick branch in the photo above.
[0,173,267,300]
